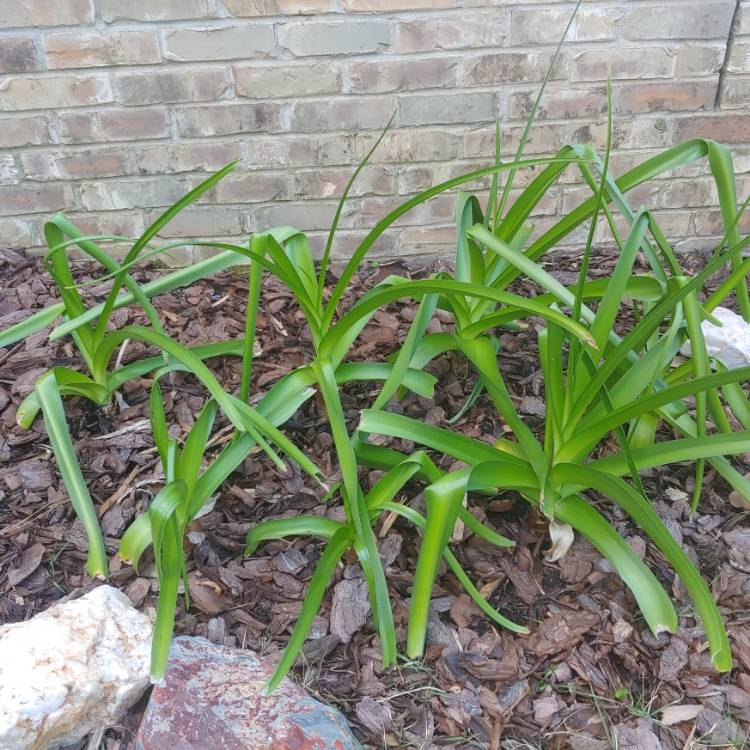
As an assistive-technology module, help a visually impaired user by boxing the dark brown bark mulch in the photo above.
[1,248,749,750]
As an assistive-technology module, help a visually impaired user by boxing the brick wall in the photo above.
[1,0,749,263]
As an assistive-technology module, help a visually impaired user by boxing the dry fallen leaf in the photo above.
[660,704,703,726]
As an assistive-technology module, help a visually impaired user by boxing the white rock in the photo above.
[680,306,750,369]
[0,585,152,750]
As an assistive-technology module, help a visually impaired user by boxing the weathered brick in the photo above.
[675,115,750,144]
[278,20,391,56]
[614,81,716,114]
[357,193,454,228]
[659,177,717,209]
[395,11,508,52]
[510,7,620,45]
[0,154,19,185]
[571,48,674,82]
[64,210,145,240]
[623,2,734,41]
[164,25,276,62]
[0,37,39,73]
[612,117,672,150]
[225,0,335,15]
[245,137,289,169]
[0,184,73,216]
[695,208,750,237]
[0,0,93,28]
[509,85,607,120]
[675,45,725,76]
[235,62,340,98]
[343,0,456,10]
[293,165,396,199]
[0,115,50,148]
[114,69,230,105]
[465,51,567,86]
[0,218,36,248]
[399,92,495,126]
[44,31,159,69]
[21,147,131,180]
[288,135,354,167]
[737,1,750,35]
[205,172,288,203]
[719,79,750,110]
[98,108,171,141]
[398,160,487,193]
[291,97,394,132]
[146,206,242,237]
[355,129,459,163]
[80,178,185,210]
[728,43,750,74]
[177,103,283,136]
[398,225,455,255]
[100,0,216,22]
[0,74,111,111]
[251,202,339,232]
[349,58,457,93]
[134,142,242,174]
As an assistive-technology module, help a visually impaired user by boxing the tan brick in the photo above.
[100,0,216,21]
[279,20,391,56]
[623,2,734,40]
[357,193,453,228]
[398,160,488,193]
[675,45,725,77]
[659,177,717,209]
[291,97,394,132]
[465,51,567,86]
[0,37,39,73]
[146,206,242,237]
[398,225,455,255]
[80,178,186,211]
[177,103,283,136]
[225,0,335,15]
[206,172,288,203]
[349,57,457,94]
[246,137,289,169]
[510,7,620,45]
[0,74,111,111]
[65,210,145,240]
[164,25,276,62]
[99,107,171,140]
[399,92,494,126]
[252,202,339,232]
[695,208,750,237]
[0,115,50,148]
[355,129,459,163]
[0,0,93,28]
[235,62,340,98]
[21,147,131,180]
[719,79,750,110]
[115,69,230,105]
[738,1,750,35]
[728,43,750,74]
[395,11,508,52]
[615,81,716,114]
[134,142,242,174]
[0,184,73,216]
[293,165,396,199]
[572,48,674,82]
[288,135,354,167]
[509,85,607,120]
[44,31,159,69]
[344,0,456,10]
[675,114,750,144]
[0,154,19,185]
[0,217,36,248]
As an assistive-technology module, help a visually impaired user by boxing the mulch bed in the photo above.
[1,247,750,750]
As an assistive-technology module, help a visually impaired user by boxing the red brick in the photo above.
[0,184,73,216]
